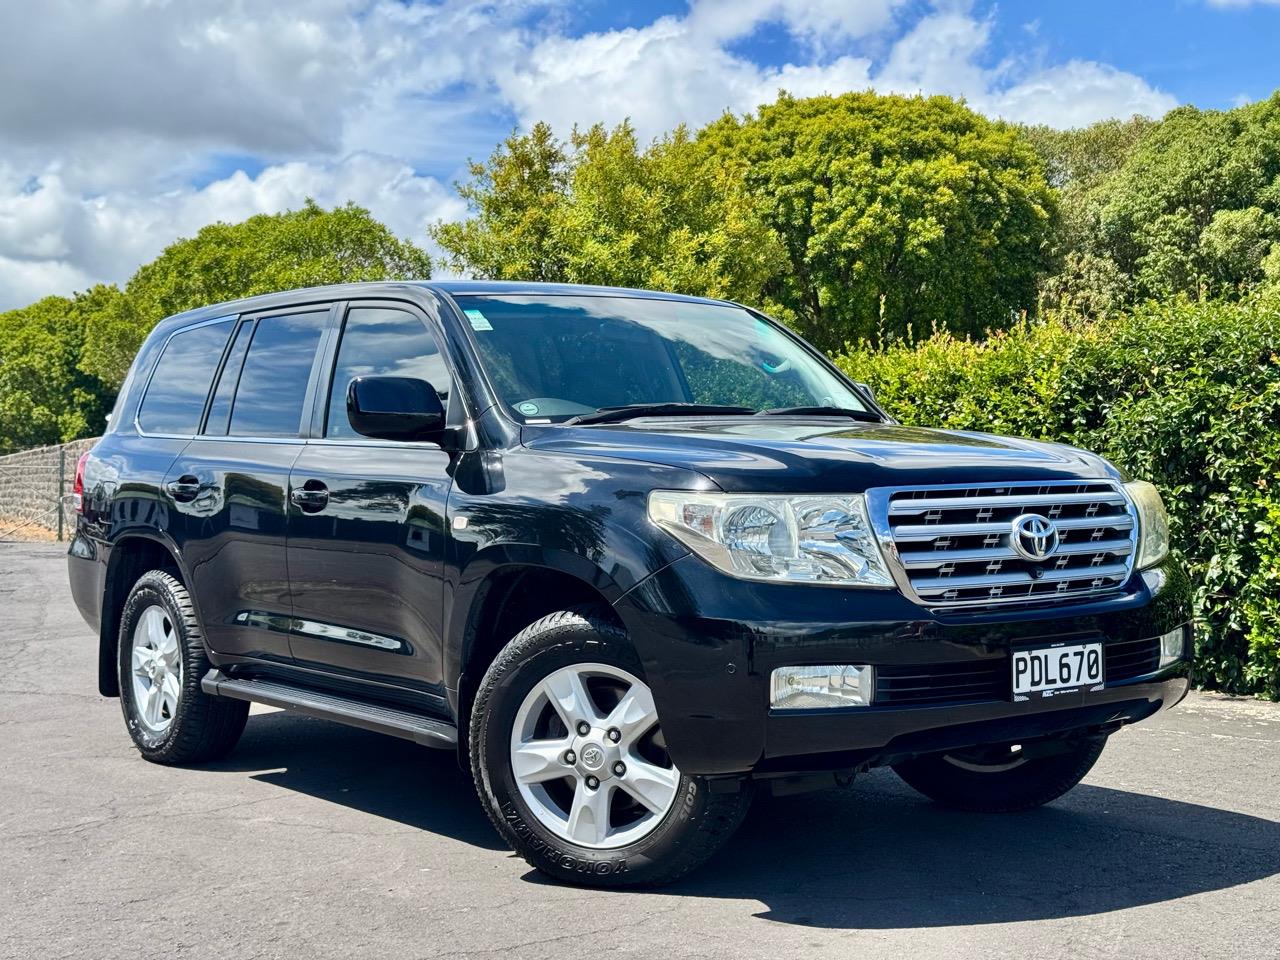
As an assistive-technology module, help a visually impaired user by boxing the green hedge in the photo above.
[833,294,1280,698]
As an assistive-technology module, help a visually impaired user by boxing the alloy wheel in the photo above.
[509,663,679,849]
[130,604,183,734]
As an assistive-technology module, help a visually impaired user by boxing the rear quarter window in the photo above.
[137,319,235,435]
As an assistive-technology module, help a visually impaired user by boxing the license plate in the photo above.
[1012,643,1103,699]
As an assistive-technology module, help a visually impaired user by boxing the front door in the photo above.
[285,302,455,706]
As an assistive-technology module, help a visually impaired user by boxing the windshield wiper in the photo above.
[756,406,885,423]
[565,403,756,426]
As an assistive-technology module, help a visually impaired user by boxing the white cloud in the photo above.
[494,16,875,143]
[0,0,1181,311]
[0,156,463,309]
[499,1,1175,142]
[990,61,1178,128]
[0,257,98,312]
[873,8,1176,126]
[0,0,365,156]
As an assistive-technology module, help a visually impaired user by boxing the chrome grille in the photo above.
[869,481,1137,608]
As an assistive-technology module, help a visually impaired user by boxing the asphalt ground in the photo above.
[2,541,1278,959]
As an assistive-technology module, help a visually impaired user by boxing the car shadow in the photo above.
[204,709,506,851]
[651,774,1280,928]
[208,712,1280,927]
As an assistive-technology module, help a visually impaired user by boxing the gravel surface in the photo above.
[2,542,1277,959]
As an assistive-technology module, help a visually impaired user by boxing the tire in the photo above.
[892,736,1107,813]
[469,606,752,887]
[117,570,249,764]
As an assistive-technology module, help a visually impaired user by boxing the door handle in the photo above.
[290,479,329,513]
[166,475,202,503]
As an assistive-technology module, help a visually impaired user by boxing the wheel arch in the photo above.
[448,553,626,760]
[97,532,188,697]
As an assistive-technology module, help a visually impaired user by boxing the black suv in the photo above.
[69,281,1191,886]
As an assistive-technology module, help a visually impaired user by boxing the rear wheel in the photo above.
[892,736,1107,813]
[118,570,248,764]
[470,607,752,887]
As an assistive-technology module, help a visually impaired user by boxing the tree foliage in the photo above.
[700,92,1057,352]
[82,200,432,387]
[0,292,114,453]
[435,93,1057,353]
[431,121,785,307]
[0,201,431,452]
[1036,94,1280,312]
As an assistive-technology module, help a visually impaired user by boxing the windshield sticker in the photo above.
[517,401,540,416]
[464,308,493,332]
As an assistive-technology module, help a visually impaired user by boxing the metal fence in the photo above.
[0,437,101,541]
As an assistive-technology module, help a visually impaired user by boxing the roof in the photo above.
[425,279,733,307]
[150,279,738,337]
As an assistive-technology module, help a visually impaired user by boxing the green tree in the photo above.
[1090,94,1280,301]
[432,120,785,306]
[430,121,572,282]
[81,200,432,388]
[1199,206,1280,290]
[833,292,1280,698]
[436,94,1055,351]
[0,292,114,453]
[700,92,1057,351]
[1022,116,1155,192]
[1024,117,1154,316]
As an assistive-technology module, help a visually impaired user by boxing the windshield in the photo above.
[457,295,867,422]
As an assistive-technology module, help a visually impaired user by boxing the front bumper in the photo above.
[613,554,1192,776]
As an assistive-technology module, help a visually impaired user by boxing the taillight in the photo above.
[73,452,90,514]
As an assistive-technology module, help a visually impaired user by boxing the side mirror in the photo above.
[347,376,446,442]
[853,381,878,405]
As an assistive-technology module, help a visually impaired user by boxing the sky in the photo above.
[1,0,1278,311]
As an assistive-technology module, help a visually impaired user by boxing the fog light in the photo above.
[1158,627,1187,668]
[770,665,873,710]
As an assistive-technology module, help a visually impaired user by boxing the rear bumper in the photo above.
[613,554,1193,776]
[67,531,106,635]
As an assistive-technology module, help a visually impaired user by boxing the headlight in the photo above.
[1125,480,1170,569]
[647,491,894,586]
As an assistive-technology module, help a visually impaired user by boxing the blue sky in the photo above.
[985,0,1280,108]
[1,0,1278,310]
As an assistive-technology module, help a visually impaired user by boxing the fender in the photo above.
[443,542,626,694]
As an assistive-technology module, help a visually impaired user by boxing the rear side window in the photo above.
[228,312,327,438]
[203,320,254,436]
[325,307,452,439]
[137,319,234,435]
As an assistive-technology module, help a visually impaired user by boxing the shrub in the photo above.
[834,294,1280,698]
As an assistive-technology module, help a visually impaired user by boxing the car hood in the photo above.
[524,417,1121,493]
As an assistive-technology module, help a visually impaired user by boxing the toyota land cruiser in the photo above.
[68,281,1191,886]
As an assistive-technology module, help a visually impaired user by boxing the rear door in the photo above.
[163,305,334,664]
[285,300,454,705]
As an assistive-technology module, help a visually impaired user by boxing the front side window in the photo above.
[459,295,865,421]
[228,312,327,438]
[137,319,234,434]
[325,307,451,439]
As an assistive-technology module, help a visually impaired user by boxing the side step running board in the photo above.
[201,670,458,750]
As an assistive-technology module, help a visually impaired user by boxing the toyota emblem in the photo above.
[1009,513,1060,562]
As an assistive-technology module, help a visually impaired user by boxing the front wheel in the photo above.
[892,736,1107,813]
[469,607,752,887]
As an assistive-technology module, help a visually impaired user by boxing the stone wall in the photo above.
[0,437,101,540]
